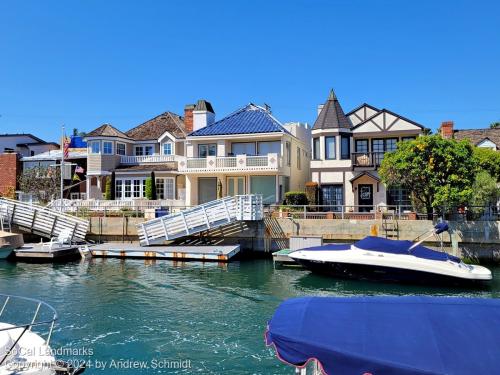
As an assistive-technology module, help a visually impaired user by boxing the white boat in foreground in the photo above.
[289,223,492,285]
[0,294,85,374]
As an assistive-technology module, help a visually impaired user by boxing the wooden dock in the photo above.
[14,244,82,262]
[90,243,241,262]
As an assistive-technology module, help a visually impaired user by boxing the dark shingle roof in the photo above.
[115,164,177,172]
[454,128,500,148]
[189,104,289,136]
[86,124,130,138]
[313,89,352,130]
[125,112,186,140]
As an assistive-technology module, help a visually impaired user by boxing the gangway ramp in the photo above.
[0,197,89,241]
[137,195,263,246]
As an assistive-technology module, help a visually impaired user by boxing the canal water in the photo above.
[1,259,499,374]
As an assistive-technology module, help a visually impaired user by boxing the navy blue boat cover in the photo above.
[304,236,460,263]
[266,296,500,375]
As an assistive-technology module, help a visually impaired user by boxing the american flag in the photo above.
[63,137,70,159]
[75,165,85,173]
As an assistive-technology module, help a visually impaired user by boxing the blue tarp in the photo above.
[266,296,500,375]
[354,236,460,262]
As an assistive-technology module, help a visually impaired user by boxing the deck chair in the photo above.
[42,228,73,252]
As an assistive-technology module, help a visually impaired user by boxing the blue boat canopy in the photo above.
[302,236,460,262]
[266,296,500,375]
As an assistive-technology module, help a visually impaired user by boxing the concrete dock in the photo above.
[90,243,241,262]
[14,244,82,262]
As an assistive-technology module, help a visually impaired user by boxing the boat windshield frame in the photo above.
[0,294,58,366]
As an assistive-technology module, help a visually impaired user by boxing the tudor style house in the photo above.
[178,103,311,205]
[84,105,193,203]
[310,90,425,211]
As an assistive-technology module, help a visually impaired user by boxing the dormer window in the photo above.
[163,143,172,155]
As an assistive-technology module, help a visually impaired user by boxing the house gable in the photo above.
[347,103,380,126]
[352,109,424,134]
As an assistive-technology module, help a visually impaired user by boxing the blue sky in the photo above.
[0,0,499,142]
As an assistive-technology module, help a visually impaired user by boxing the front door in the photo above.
[198,177,217,204]
[227,176,245,196]
[358,184,373,212]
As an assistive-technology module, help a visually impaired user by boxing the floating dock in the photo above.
[89,243,241,262]
[14,244,82,262]
[272,249,300,266]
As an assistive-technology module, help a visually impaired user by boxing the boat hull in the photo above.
[0,246,13,259]
[294,258,490,286]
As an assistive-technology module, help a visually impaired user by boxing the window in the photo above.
[133,179,141,198]
[103,141,113,155]
[321,185,343,212]
[163,143,172,155]
[387,186,411,208]
[156,178,175,199]
[124,180,132,198]
[250,176,276,205]
[198,144,217,158]
[135,145,154,156]
[116,180,123,199]
[325,136,336,159]
[257,141,281,155]
[90,141,100,154]
[232,142,256,155]
[30,150,35,156]
[372,138,398,165]
[116,143,126,155]
[285,142,291,166]
[340,136,350,160]
[297,147,301,169]
[278,176,290,202]
[355,139,368,153]
[313,138,321,160]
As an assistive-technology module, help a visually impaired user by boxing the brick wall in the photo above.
[184,104,195,133]
[440,121,454,139]
[0,153,21,197]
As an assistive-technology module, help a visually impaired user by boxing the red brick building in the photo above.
[0,153,21,198]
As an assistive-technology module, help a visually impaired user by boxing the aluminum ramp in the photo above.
[0,197,89,241]
[137,195,263,246]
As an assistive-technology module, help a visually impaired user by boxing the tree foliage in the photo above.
[473,147,500,181]
[379,135,476,213]
[490,122,500,129]
[18,167,61,204]
[104,177,112,200]
[145,177,153,200]
[471,171,499,208]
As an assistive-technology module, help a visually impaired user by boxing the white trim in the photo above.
[158,131,178,143]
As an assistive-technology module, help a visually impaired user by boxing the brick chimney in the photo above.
[184,104,195,133]
[440,121,454,139]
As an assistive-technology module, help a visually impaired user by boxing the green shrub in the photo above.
[104,177,112,200]
[284,191,308,205]
[305,182,319,205]
[145,177,153,200]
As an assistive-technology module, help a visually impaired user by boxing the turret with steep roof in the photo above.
[313,89,352,130]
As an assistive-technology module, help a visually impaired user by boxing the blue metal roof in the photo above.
[189,104,289,136]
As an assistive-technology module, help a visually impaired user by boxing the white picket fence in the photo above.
[0,198,89,241]
[137,195,263,246]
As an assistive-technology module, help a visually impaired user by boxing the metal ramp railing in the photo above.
[0,204,11,232]
[0,197,89,241]
[137,194,263,246]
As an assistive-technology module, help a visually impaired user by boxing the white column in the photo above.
[86,177,91,200]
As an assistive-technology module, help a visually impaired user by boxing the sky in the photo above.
[0,0,499,142]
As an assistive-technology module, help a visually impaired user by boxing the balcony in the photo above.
[351,152,385,169]
[120,154,178,165]
[178,153,282,173]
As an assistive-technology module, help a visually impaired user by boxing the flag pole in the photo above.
[60,125,65,212]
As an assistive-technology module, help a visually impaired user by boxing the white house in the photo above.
[310,89,426,212]
[179,103,311,205]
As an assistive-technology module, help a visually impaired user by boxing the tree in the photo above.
[110,171,116,200]
[150,171,157,200]
[18,167,61,204]
[104,177,112,200]
[145,177,153,200]
[379,135,476,214]
[490,122,500,129]
[473,147,500,181]
[471,171,499,208]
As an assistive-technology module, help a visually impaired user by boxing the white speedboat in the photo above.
[289,223,492,284]
[0,294,85,374]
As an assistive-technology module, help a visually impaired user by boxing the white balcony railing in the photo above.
[178,153,282,173]
[120,154,178,165]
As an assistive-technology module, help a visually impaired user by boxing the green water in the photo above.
[0,259,499,374]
